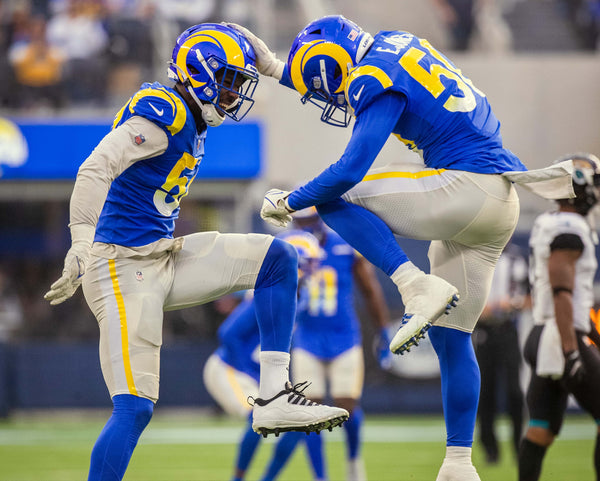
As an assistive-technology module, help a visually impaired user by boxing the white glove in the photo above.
[261,189,295,228]
[44,224,93,305]
[225,22,285,80]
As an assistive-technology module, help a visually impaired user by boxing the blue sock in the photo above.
[233,415,262,480]
[317,198,409,276]
[88,394,154,481]
[261,431,303,481]
[429,326,480,447]
[254,238,298,352]
[305,433,326,480]
[344,407,364,460]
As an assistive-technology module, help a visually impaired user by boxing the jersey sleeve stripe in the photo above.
[129,88,188,136]
[346,65,393,93]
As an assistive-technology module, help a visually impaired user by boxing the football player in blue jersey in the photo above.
[43,23,348,481]
[228,16,574,481]
[203,230,326,481]
[260,207,392,481]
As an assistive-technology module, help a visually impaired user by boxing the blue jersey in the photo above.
[215,298,261,382]
[293,231,362,359]
[282,31,527,211]
[344,31,525,173]
[95,82,206,247]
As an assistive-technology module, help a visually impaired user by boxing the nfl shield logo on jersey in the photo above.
[134,134,146,145]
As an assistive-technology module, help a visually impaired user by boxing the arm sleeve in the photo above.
[287,92,407,211]
[279,64,294,90]
[549,233,584,252]
[69,116,168,234]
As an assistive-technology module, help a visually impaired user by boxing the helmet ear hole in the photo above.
[333,64,342,79]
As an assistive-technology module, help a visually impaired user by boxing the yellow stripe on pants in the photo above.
[362,168,446,182]
[226,365,249,407]
[108,259,138,396]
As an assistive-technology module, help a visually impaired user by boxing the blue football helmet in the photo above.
[278,229,323,279]
[286,15,373,127]
[168,23,259,127]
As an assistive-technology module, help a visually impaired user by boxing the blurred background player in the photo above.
[260,207,392,481]
[231,14,573,481]
[472,240,528,464]
[203,230,325,481]
[518,152,600,481]
[43,23,347,481]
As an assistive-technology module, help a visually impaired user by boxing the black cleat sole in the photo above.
[255,414,348,438]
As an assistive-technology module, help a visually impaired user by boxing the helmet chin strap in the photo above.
[187,86,224,127]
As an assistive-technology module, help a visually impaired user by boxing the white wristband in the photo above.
[69,223,95,247]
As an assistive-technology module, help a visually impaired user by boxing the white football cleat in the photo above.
[390,273,459,354]
[251,381,349,438]
[436,460,481,481]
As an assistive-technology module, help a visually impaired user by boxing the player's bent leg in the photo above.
[88,394,154,481]
[316,198,409,276]
[389,263,459,354]
[253,239,348,436]
[254,238,298,354]
[316,199,458,354]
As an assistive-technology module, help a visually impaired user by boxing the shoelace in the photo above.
[286,381,318,406]
[247,380,318,407]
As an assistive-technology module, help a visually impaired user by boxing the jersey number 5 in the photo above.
[153,152,198,216]
[398,38,485,113]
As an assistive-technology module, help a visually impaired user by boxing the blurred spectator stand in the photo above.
[46,0,110,105]
[8,16,66,111]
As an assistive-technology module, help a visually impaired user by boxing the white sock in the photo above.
[444,446,472,463]
[390,261,421,291]
[259,351,290,399]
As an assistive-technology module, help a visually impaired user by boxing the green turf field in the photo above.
[0,410,595,480]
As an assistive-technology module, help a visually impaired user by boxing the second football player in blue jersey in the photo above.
[230,16,574,481]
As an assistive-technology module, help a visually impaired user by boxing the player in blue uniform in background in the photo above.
[44,24,347,481]
[260,207,391,481]
[229,16,573,481]
[203,230,325,481]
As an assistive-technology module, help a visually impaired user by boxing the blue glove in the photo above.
[374,328,393,371]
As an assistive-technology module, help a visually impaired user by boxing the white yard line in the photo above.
[0,420,595,446]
